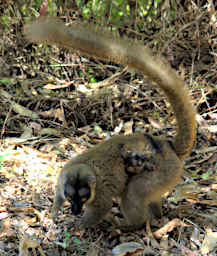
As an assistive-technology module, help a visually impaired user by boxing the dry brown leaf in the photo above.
[198,199,217,206]
[19,234,45,256]
[0,218,11,237]
[112,242,144,256]
[86,246,99,256]
[8,207,42,222]
[154,218,188,239]
[123,120,133,135]
[201,231,217,255]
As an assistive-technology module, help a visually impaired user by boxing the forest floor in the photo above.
[0,2,217,256]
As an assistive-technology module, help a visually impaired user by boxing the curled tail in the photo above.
[24,17,196,160]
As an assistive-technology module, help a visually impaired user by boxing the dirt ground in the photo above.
[0,1,217,255]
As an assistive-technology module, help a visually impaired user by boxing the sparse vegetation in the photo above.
[0,1,217,255]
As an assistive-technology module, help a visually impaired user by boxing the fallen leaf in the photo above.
[154,218,188,239]
[201,231,217,255]
[112,242,144,256]
[19,234,45,256]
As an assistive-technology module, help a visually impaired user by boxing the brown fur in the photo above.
[24,17,196,231]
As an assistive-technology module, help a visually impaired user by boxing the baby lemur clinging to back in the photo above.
[24,17,196,231]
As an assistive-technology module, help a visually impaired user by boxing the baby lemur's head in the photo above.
[63,164,96,215]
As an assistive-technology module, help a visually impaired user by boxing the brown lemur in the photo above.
[24,17,196,231]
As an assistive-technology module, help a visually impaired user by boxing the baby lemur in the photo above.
[24,17,196,231]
